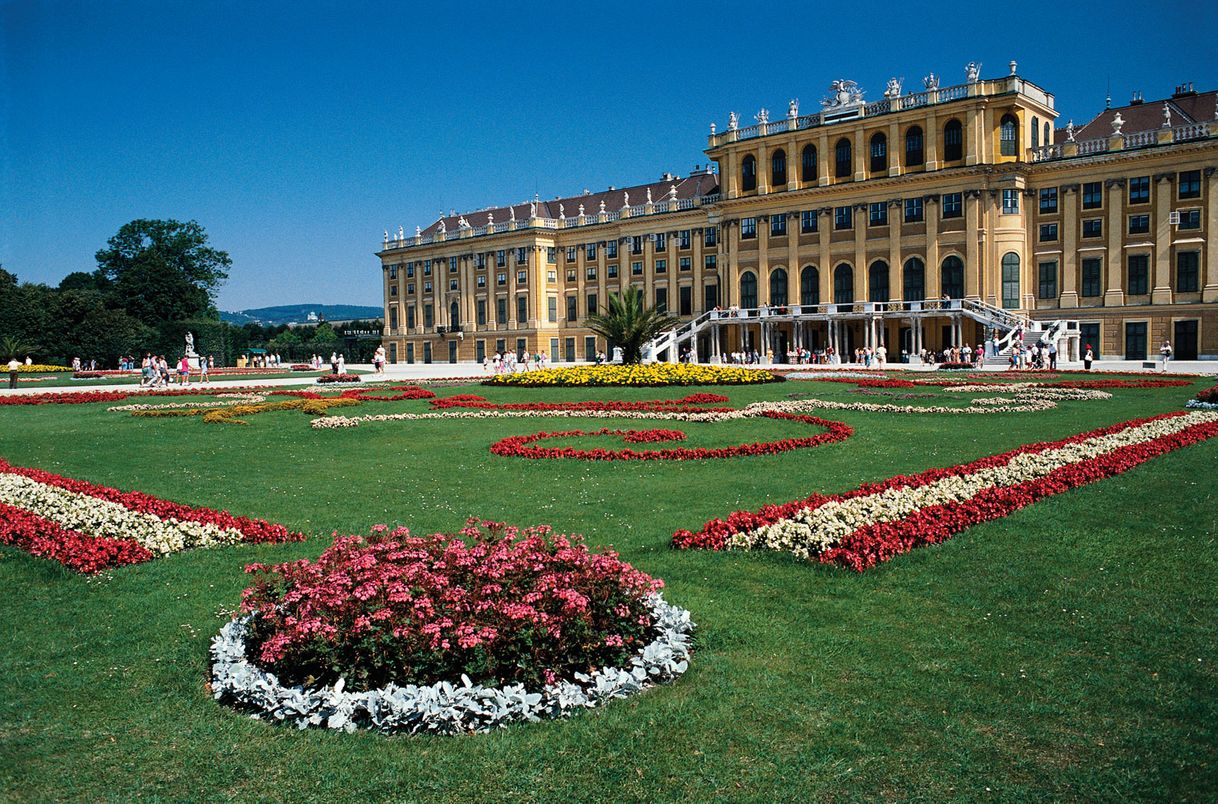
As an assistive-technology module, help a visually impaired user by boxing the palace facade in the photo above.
[380,65,1218,363]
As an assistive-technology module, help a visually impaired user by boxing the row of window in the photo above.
[1038,208,1203,242]
[1037,252,1203,299]
[740,120,970,192]
[1037,171,1203,215]
[735,256,970,308]
[738,192,987,239]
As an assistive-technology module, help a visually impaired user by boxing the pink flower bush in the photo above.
[241,520,664,690]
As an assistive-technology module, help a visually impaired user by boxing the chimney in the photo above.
[1130,90,1143,105]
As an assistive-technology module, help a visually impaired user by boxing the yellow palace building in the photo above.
[380,62,1217,364]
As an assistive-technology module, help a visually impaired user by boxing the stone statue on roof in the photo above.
[923,73,939,91]
[1162,102,1172,128]
[599,199,606,214]
[529,200,537,218]
[668,184,678,200]
[965,62,981,83]
[646,187,653,204]
[458,215,469,229]
[559,204,565,220]
[788,98,799,118]
[622,191,630,208]
[397,225,404,240]
[755,108,769,125]
[884,77,902,99]
[578,203,585,217]
[822,80,864,109]
[709,121,716,135]
[383,229,388,242]
[728,111,738,130]
[1066,120,1075,142]
[1111,113,1125,135]
[438,220,446,234]
[415,226,421,237]
[509,206,516,221]
[487,212,494,225]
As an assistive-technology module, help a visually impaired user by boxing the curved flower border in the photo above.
[210,592,694,735]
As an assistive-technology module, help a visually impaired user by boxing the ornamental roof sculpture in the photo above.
[822,80,864,110]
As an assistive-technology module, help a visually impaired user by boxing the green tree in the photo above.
[586,286,680,364]
[311,322,338,344]
[94,219,231,327]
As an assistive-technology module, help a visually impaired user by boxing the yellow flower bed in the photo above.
[16,364,72,373]
[483,363,783,387]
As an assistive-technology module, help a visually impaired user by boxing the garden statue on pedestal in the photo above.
[185,331,201,370]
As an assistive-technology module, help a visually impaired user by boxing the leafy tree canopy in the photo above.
[94,219,231,327]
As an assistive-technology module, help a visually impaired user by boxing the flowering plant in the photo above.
[17,364,71,373]
[483,363,781,387]
[240,520,663,691]
[316,374,362,384]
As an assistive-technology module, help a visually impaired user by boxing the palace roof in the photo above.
[1057,87,1217,142]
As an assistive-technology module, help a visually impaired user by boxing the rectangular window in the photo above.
[406,283,415,295]
[770,215,787,236]
[1178,209,1201,230]
[424,260,432,275]
[678,230,691,249]
[406,263,415,278]
[584,336,596,361]
[1082,181,1102,209]
[1081,258,1102,297]
[1177,251,1200,293]
[741,218,757,238]
[566,246,577,262]
[423,304,434,328]
[1125,322,1148,360]
[608,264,619,278]
[834,206,853,229]
[389,285,397,297]
[655,232,667,251]
[495,338,505,354]
[516,247,528,264]
[406,305,416,328]
[476,340,485,362]
[496,272,506,286]
[679,285,693,316]
[704,283,719,310]
[1082,218,1103,238]
[423,280,432,293]
[476,253,486,268]
[704,227,717,247]
[406,343,414,363]
[631,261,643,276]
[547,296,558,323]
[654,287,668,313]
[1128,176,1150,205]
[679,256,691,271]
[868,202,888,226]
[1127,254,1149,295]
[496,250,505,267]
[1001,189,1019,214]
[476,299,487,325]
[1179,170,1201,199]
[904,197,924,223]
[1038,261,1058,299]
[547,270,557,283]
[476,275,487,288]
[1128,214,1150,235]
[607,240,618,258]
[1039,223,1058,242]
[517,295,528,323]
[631,236,644,254]
[546,247,556,265]
[566,269,576,282]
[586,267,597,280]
[705,254,717,271]
[942,193,962,218]
[497,298,507,324]
[517,270,527,284]
[1039,187,1058,214]
[586,293,597,315]
[388,264,397,280]
[800,210,818,233]
[655,259,667,274]
[389,305,398,329]
[564,337,575,362]
[449,279,458,291]
[586,243,596,260]
[565,295,576,321]
[449,256,458,273]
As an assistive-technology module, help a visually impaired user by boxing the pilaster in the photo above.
[1059,185,1079,307]
[1205,167,1218,302]
[1151,173,1174,305]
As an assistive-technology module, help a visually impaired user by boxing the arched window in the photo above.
[905,126,924,167]
[741,155,757,192]
[903,257,925,301]
[1043,122,1051,148]
[835,138,852,178]
[1000,114,1018,157]
[869,132,888,173]
[771,149,787,187]
[449,301,460,328]
[940,256,964,299]
[1001,252,1021,309]
[833,263,854,304]
[1031,116,1040,149]
[740,270,758,308]
[944,119,963,162]
[769,268,788,306]
[868,260,890,302]
[800,265,820,306]
[800,144,817,182]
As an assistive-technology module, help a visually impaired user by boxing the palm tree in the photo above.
[1,335,30,361]
[586,286,681,364]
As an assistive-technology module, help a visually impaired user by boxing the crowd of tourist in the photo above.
[482,351,551,374]
[138,354,213,387]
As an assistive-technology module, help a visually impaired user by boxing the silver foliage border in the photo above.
[209,592,694,735]
[1186,399,1218,410]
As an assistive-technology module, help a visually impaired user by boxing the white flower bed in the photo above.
[0,473,246,555]
[210,593,695,735]
[728,410,1218,558]
[107,394,265,412]
[1186,399,1218,411]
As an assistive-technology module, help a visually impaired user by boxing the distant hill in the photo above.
[221,304,382,326]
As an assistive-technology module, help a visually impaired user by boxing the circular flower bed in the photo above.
[210,521,694,734]
[482,363,782,388]
[317,373,361,384]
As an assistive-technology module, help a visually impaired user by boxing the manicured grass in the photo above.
[12,370,352,388]
[1,374,1216,800]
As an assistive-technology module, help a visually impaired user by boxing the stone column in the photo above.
[1151,175,1174,305]
[887,120,902,177]
[818,132,831,187]
[965,191,982,298]
[1206,168,1218,303]
[925,112,940,171]
[1060,185,1080,307]
[853,128,866,182]
[1103,183,1127,307]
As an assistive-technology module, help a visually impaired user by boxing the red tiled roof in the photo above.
[417,173,720,238]
[1067,89,1217,141]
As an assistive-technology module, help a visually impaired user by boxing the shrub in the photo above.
[240,521,662,690]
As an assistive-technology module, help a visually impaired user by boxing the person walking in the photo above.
[1047,341,1058,371]
[7,355,20,389]
[337,353,346,375]
[330,352,339,375]
[1158,340,1172,372]
[200,356,210,383]
[1083,344,1094,371]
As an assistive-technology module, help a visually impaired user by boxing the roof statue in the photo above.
[397,225,404,240]
[965,62,981,83]
[415,225,421,237]
[622,191,630,208]
[822,79,864,109]
[645,187,653,204]
[578,203,585,217]
[884,77,902,100]
[509,206,516,221]
[383,229,388,242]
[709,121,716,135]
[923,73,940,91]
[755,108,769,125]
[1009,60,1018,76]
[599,199,606,214]
[728,111,739,130]
[438,220,446,234]
[1111,112,1125,135]
[458,215,470,229]
[558,203,565,220]
[487,212,494,225]
[667,184,678,200]
[529,199,537,218]
[1066,119,1076,142]
[1162,102,1172,128]
[787,98,799,118]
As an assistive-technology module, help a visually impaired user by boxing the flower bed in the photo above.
[936,362,976,370]
[317,374,362,384]
[672,410,1218,570]
[0,459,304,571]
[17,364,71,373]
[482,363,782,388]
[211,521,694,734]
[1187,385,1218,410]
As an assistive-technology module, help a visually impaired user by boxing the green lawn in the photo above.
[1,375,1216,800]
[13,369,356,388]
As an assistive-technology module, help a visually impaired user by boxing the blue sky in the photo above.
[1,0,1213,311]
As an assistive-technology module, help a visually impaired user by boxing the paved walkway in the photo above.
[3,359,1213,397]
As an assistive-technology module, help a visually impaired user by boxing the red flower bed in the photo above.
[1053,378,1193,390]
[0,503,153,573]
[794,376,918,389]
[936,362,976,370]
[339,385,437,402]
[0,459,303,545]
[672,412,1218,561]
[317,374,361,384]
[241,520,663,690]
[490,412,852,461]
[622,429,687,444]
[1196,386,1218,404]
